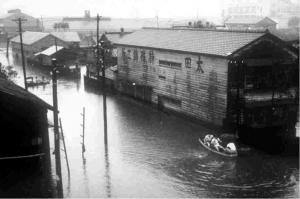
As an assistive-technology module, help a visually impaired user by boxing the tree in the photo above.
[191,20,215,28]
[288,17,300,28]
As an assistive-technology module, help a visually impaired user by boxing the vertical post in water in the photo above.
[101,41,108,145]
[59,118,70,179]
[52,58,63,197]
[81,107,86,153]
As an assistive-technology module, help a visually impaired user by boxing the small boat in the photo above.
[199,138,238,158]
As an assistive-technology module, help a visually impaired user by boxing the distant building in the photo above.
[10,31,69,59]
[51,31,81,48]
[224,16,277,30]
[222,0,300,28]
[0,9,41,38]
[115,28,298,136]
[10,31,80,59]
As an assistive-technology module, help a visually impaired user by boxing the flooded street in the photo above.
[0,49,299,198]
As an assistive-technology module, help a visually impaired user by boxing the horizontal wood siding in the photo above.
[116,46,228,126]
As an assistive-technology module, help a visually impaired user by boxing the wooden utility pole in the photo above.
[59,118,70,179]
[13,18,27,90]
[81,107,86,153]
[6,36,9,57]
[52,58,63,197]
[96,14,101,79]
[101,41,108,145]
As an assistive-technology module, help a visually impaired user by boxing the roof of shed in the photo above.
[10,31,49,45]
[51,31,81,42]
[115,28,266,57]
[34,45,64,56]
[0,78,53,110]
[225,16,277,25]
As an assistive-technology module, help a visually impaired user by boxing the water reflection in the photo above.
[104,144,111,198]
[81,153,90,197]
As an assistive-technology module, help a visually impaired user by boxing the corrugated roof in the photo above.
[225,16,276,25]
[51,32,81,42]
[10,31,49,45]
[0,78,53,110]
[34,45,64,56]
[115,28,266,57]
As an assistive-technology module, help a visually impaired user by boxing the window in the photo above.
[133,49,138,61]
[158,75,166,80]
[140,50,146,64]
[159,60,182,70]
[185,57,191,68]
[149,50,154,64]
[127,49,131,60]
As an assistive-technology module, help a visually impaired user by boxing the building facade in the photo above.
[224,17,277,30]
[10,31,80,60]
[222,0,300,28]
[0,9,41,38]
[115,28,299,132]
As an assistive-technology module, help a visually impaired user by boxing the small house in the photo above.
[10,31,69,59]
[225,16,277,30]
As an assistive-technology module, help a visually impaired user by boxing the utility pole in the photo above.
[101,41,108,145]
[96,14,101,79]
[13,18,27,90]
[6,36,9,57]
[52,58,63,198]
[55,37,58,52]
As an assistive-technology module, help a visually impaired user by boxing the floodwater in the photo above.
[0,49,299,198]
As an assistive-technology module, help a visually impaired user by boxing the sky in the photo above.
[0,0,223,19]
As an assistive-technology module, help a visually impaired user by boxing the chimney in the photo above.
[120,27,124,37]
[84,10,90,19]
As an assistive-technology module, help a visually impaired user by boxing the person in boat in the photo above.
[225,142,237,154]
[211,137,224,152]
[204,134,214,147]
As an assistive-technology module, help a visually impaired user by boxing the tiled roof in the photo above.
[34,45,64,56]
[115,28,266,57]
[225,16,276,25]
[10,31,49,45]
[51,32,81,42]
[0,78,53,110]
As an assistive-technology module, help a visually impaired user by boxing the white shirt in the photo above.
[227,143,236,151]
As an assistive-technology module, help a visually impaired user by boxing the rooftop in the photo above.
[0,78,53,110]
[225,16,277,25]
[10,31,49,45]
[34,45,64,56]
[115,28,267,57]
[51,31,81,42]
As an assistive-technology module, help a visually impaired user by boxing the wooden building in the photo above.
[0,77,54,197]
[225,16,277,30]
[11,31,80,57]
[0,77,53,158]
[10,31,69,59]
[114,28,298,134]
[0,9,41,38]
